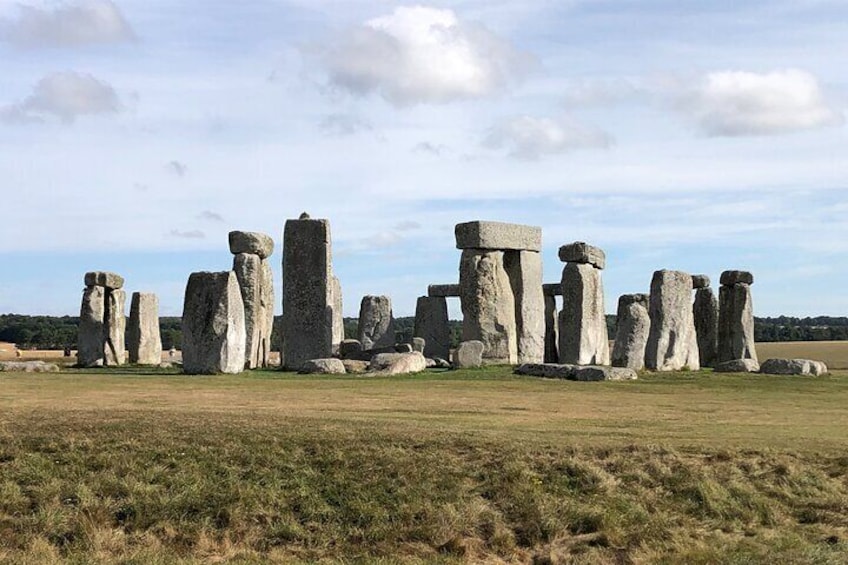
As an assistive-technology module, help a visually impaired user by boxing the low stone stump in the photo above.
[452,340,484,368]
[714,359,760,373]
[299,358,346,374]
[515,363,637,381]
[369,352,427,375]
[759,358,828,376]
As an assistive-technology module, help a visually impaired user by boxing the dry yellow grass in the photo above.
[757,341,848,369]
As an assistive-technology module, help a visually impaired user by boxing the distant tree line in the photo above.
[2,314,848,350]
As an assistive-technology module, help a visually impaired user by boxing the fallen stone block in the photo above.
[299,358,346,374]
[515,363,637,381]
[0,361,61,373]
[369,352,427,375]
[342,359,369,374]
[714,359,760,373]
[759,358,828,376]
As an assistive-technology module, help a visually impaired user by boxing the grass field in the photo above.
[1,367,847,563]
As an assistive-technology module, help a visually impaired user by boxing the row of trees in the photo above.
[3,313,847,350]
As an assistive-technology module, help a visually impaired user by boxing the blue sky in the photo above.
[0,0,846,318]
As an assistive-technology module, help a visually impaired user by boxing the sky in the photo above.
[0,0,846,318]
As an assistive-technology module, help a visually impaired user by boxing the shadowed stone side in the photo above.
[693,287,719,367]
[459,249,517,364]
[182,271,246,375]
[414,296,450,360]
[78,285,106,367]
[645,270,700,371]
[104,289,126,366]
[428,284,460,297]
[717,272,757,364]
[84,271,124,290]
[358,295,395,351]
[558,263,609,366]
[544,295,559,363]
[611,293,650,370]
[504,250,544,364]
[128,292,162,365]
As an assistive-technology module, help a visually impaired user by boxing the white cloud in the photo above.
[316,5,531,106]
[0,0,134,48]
[197,210,224,222]
[0,71,120,124]
[484,115,612,159]
[168,229,205,239]
[675,69,844,136]
[319,113,372,136]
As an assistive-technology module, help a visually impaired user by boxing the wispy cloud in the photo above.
[484,115,612,159]
[319,113,372,136]
[0,0,134,49]
[168,229,205,239]
[166,161,187,177]
[197,211,224,222]
[1,71,120,124]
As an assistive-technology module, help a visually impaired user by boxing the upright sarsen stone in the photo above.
[414,296,450,360]
[233,253,272,369]
[544,295,559,363]
[693,286,719,367]
[104,289,126,366]
[558,262,609,365]
[331,275,344,351]
[282,217,334,370]
[611,293,650,370]
[504,250,544,363]
[78,285,106,367]
[645,270,700,371]
[358,295,395,350]
[182,271,246,374]
[717,270,757,364]
[128,292,162,365]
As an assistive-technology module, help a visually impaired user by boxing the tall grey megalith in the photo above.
[182,271,246,374]
[645,270,700,371]
[717,270,757,364]
[611,293,650,370]
[558,242,609,366]
[692,276,719,368]
[358,295,395,350]
[230,230,276,369]
[413,296,450,360]
[128,292,162,365]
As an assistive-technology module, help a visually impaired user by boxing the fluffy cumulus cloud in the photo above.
[317,5,531,106]
[676,69,844,137]
[484,115,612,159]
[0,0,134,48]
[1,71,120,124]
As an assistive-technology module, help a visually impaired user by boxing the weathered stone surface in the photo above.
[414,296,450,360]
[342,359,369,374]
[369,352,427,375]
[233,253,274,369]
[282,217,334,370]
[339,339,363,358]
[515,363,575,379]
[544,295,559,363]
[432,357,451,369]
[452,340,484,369]
[714,359,760,373]
[0,361,60,373]
[358,296,395,350]
[557,242,606,270]
[611,293,650,370]
[104,289,126,366]
[645,270,700,371]
[692,274,711,289]
[331,275,344,352]
[542,283,562,296]
[428,284,460,297]
[717,282,757,364]
[720,270,754,286]
[127,292,162,365]
[84,271,124,290]
[411,337,425,353]
[228,231,274,259]
[78,285,106,367]
[515,363,637,381]
[760,358,828,376]
[693,287,719,368]
[558,263,609,366]
[459,249,517,364]
[455,221,542,252]
[505,250,544,364]
[395,343,413,353]
[182,271,246,374]
[299,358,346,374]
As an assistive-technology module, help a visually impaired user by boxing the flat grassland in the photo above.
[1,368,847,563]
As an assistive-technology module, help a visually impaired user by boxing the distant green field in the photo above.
[1,368,847,563]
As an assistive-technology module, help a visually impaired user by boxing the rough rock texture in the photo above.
[282,217,334,370]
[504,250,544,364]
[127,292,162,365]
[714,359,760,373]
[459,249,517,364]
[720,270,754,286]
[78,285,106,367]
[544,295,559,363]
[718,280,758,364]
[331,275,344,352]
[233,253,274,369]
[515,363,637,381]
[760,358,828,376]
[395,343,413,353]
[455,221,542,252]
[228,231,274,259]
[452,340,484,369]
[414,296,451,360]
[611,293,650,370]
[342,359,369,374]
[557,242,606,270]
[358,295,395,351]
[693,287,719,368]
[558,263,609,366]
[104,289,126,366]
[339,339,363,358]
[299,358,346,374]
[369,352,427,375]
[0,361,60,373]
[84,271,124,290]
[542,283,562,296]
[411,337,425,353]
[182,271,246,375]
[428,284,461,297]
[692,274,711,289]
[645,270,700,371]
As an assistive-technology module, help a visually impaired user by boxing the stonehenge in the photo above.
[645,270,700,371]
[717,270,758,365]
[78,272,126,367]
[358,295,395,350]
[557,242,609,366]
[692,275,719,368]
[611,293,650,370]
[230,231,275,369]
[127,292,162,365]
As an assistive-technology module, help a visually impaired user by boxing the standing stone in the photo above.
[260,259,275,365]
[414,296,450,360]
[645,270,700,371]
[717,271,757,364]
[127,292,162,365]
[234,253,263,369]
[611,294,650,370]
[558,262,610,366]
[358,295,395,350]
[283,217,334,370]
[693,287,719,368]
[78,285,106,367]
[331,275,344,351]
[504,250,544,364]
[452,340,484,368]
[182,271,246,374]
[459,249,517,364]
[544,295,559,363]
[104,289,126,366]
